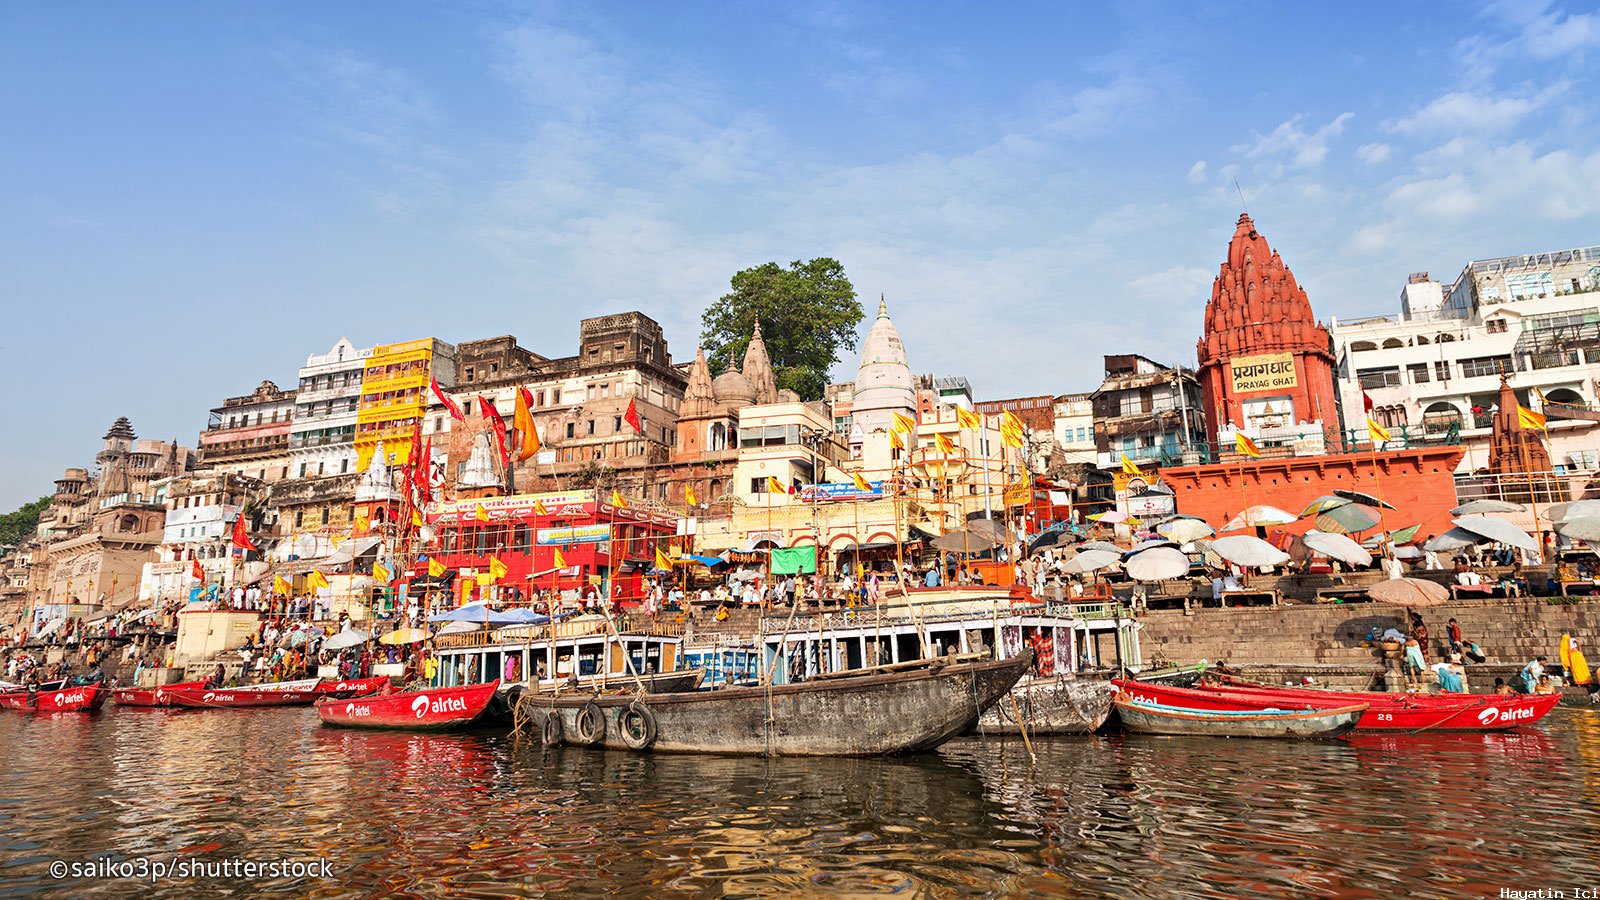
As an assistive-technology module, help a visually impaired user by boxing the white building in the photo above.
[290,337,372,479]
[1330,247,1600,473]
[1052,393,1097,466]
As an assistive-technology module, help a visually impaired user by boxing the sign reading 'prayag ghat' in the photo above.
[1230,352,1298,393]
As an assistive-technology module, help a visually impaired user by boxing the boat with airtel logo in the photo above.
[315,680,501,731]
[0,680,110,712]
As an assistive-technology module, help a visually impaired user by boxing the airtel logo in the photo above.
[53,692,86,704]
[1477,707,1499,725]
[411,695,431,718]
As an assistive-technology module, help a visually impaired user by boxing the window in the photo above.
[1505,271,1553,300]
[1459,356,1511,379]
[1381,338,1405,349]
[1435,361,1451,382]
[1357,367,1401,390]
[613,416,623,432]
[535,390,545,406]
[566,423,575,439]
[340,459,349,474]
[464,367,475,382]
[1485,319,1508,334]
[298,463,308,478]
[1421,401,1462,435]
[1350,341,1378,352]
[587,420,595,435]
[1407,363,1430,384]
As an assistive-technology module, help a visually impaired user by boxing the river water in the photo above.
[1,706,1597,898]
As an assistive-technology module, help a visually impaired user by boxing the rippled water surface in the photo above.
[1,704,1597,897]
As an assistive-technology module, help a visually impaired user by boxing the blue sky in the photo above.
[3,1,1598,509]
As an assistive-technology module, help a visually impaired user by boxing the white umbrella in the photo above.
[1091,511,1130,524]
[1062,549,1122,574]
[1451,499,1525,515]
[1124,546,1192,582]
[437,620,482,634]
[1299,530,1373,567]
[1557,516,1600,543]
[322,629,369,651]
[1079,541,1123,554]
[1367,577,1450,606]
[1423,528,1481,552]
[1157,519,1214,543]
[1221,505,1298,532]
[1548,499,1600,524]
[1209,535,1291,568]
[1453,515,1537,551]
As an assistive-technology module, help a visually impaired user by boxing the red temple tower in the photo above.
[1196,213,1339,442]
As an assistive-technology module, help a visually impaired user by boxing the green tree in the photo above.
[0,495,51,548]
[701,258,863,401]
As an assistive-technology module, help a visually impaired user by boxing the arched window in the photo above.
[709,479,723,499]
[1421,401,1462,436]
[1544,388,1585,420]
[709,422,727,451]
[1437,333,1456,343]
[1382,338,1405,349]
[1415,335,1430,345]
[120,514,140,531]
[1350,341,1378,352]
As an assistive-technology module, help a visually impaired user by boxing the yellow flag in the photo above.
[890,430,904,451]
[610,489,628,509]
[330,533,343,547]
[411,508,424,527]
[934,433,956,454]
[766,475,785,494]
[1120,453,1141,476]
[955,407,982,430]
[372,562,391,583]
[428,558,446,577]
[1367,417,1392,443]
[999,411,1026,449]
[685,484,698,507]
[655,546,673,571]
[272,576,292,596]
[852,472,872,492]
[488,556,508,581]
[307,570,329,590]
[553,547,567,569]
[475,503,490,522]
[892,412,916,433]
[354,515,370,534]
[1517,405,1547,431]
[533,499,549,516]
[1235,433,1262,458]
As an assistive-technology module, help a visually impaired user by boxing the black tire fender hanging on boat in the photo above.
[619,700,657,750]
[574,701,606,745]
[541,709,565,747]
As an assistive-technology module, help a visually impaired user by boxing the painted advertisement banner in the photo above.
[798,481,884,502]
[1229,352,1298,394]
[535,524,610,545]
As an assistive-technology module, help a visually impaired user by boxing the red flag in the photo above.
[230,515,258,553]
[624,397,643,434]
[414,436,432,504]
[432,376,466,422]
[479,395,512,472]
[191,557,204,580]
[1362,391,1374,414]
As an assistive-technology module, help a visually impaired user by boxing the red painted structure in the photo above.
[420,491,678,607]
[316,680,500,731]
[1196,214,1340,440]
[1160,445,1465,540]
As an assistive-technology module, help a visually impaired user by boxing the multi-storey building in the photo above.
[1051,393,1097,467]
[1090,355,1205,468]
[197,381,298,483]
[139,471,263,604]
[355,337,457,473]
[1329,246,1600,473]
[290,337,371,480]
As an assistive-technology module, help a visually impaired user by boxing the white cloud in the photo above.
[1355,142,1391,165]
[1389,89,1554,137]
[1234,112,1354,175]
[1187,160,1208,183]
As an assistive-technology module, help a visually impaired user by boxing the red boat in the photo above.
[316,681,500,731]
[314,676,393,699]
[0,682,109,712]
[163,684,323,709]
[1114,679,1563,732]
[112,680,206,707]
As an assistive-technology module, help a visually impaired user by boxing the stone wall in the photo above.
[1138,596,1600,676]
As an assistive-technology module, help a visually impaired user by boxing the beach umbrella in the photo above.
[1386,524,1422,545]
[1367,577,1450,606]
[1028,530,1071,553]
[1079,540,1123,554]
[1451,499,1525,515]
[932,529,1001,554]
[1300,530,1373,567]
[378,627,428,645]
[1124,546,1192,582]
[1089,510,1130,524]
[1550,500,1600,525]
[1157,518,1214,543]
[1333,489,1396,510]
[1423,528,1482,552]
[1123,538,1179,558]
[322,630,369,651]
[1314,504,1381,534]
[437,620,482,634]
[1557,516,1600,543]
[1209,535,1291,568]
[1221,505,1299,532]
[1062,549,1122,574]
[1453,515,1537,551]
[1299,495,1353,517]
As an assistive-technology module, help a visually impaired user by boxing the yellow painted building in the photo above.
[355,337,456,471]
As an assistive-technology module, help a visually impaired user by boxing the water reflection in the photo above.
[0,707,1595,898]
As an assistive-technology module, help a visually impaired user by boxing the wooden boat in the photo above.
[236,677,321,692]
[314,676,393,698]
[1114,679,1564,732]
[522,668,705,696]
[1114,694,1366,739]
[163,683,323,708]
[516,653,1030,756]
[112,680,206,707]
[978,675,1113,735]
[0,682,109,712]
[316,680,500,731]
